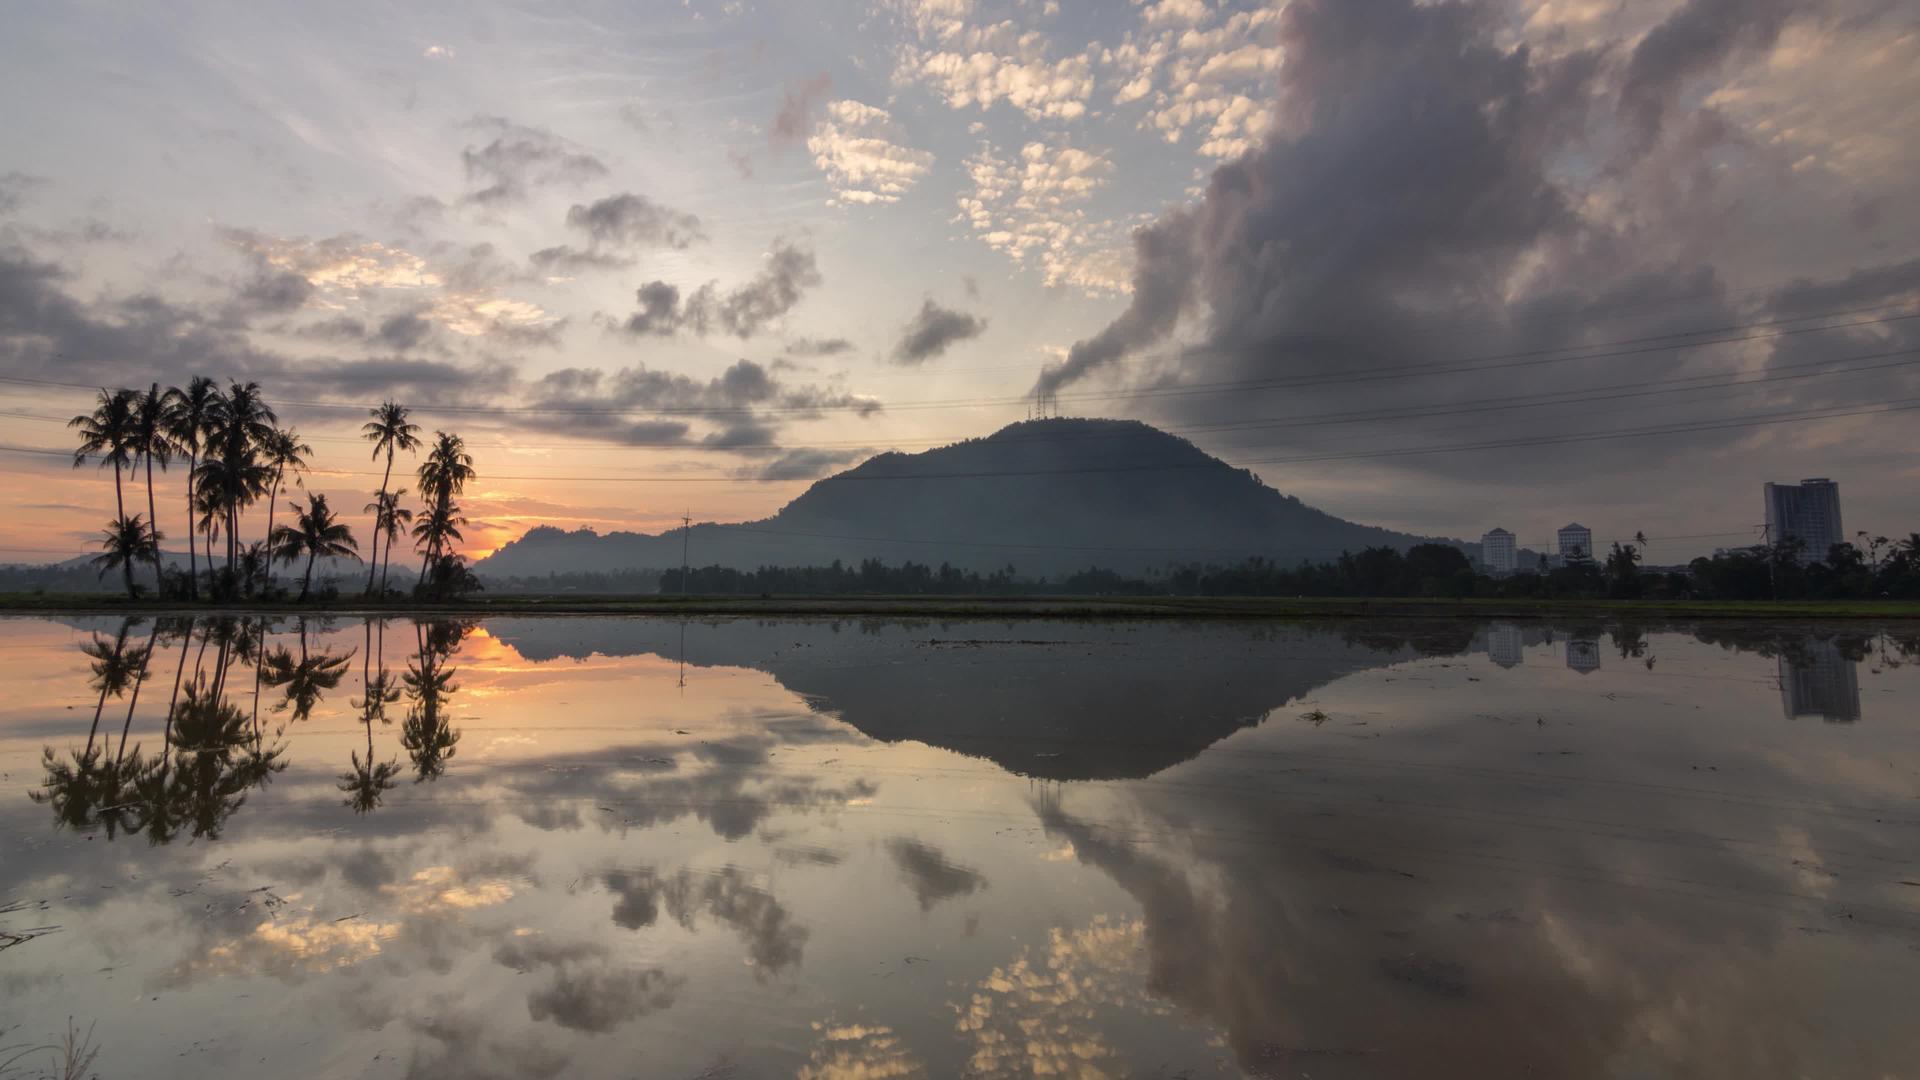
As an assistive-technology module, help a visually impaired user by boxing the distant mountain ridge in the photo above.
[478,418,1457,579]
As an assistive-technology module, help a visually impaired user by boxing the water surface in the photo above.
[2,615,1916,1078]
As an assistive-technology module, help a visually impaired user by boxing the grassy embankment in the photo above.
[1,592,1916,619]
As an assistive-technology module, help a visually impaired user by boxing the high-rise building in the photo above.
[1557,523,1593,564]
[1480,528,1517,575]
[1778,639,1860,722]
[1763,478,1843,564]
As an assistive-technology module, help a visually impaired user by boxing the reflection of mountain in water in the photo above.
[488,618,1469,780]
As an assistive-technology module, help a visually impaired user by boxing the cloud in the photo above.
[1619,0,1809,146]
[564,193,705,250]
[885,837,988,910]
[750,447,866,481]
[460,116,608,205]
[0,171,46,215]
[956,139,1124,293]
[618,238,823,339]
[806,100,935,205]
[892,298,988,363]
[528,245,632,274]
[785,336,855,357]
[516,358,878,454]
[772,73,834,144]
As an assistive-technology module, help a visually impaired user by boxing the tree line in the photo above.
[654,535,1920,600]
[67,381,481,601]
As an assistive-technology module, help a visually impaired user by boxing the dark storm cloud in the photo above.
[460,116,608,205]
[771,73,832,145]
[618,238,822,339]
[892,298,988,364]
[885,837,988,910]
[564,193,705,250]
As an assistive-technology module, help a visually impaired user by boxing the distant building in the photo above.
[1486,623,1523,668]
[1778,639,1860,721]
[1763,478,1843,564]
[1557,523,1594,564]
[1480,528,1517,575]
[1566,636,1601,674]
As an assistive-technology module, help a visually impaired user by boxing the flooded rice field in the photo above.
[1,614,1917,1078]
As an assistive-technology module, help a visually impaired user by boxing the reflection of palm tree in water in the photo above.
[34,617,285,843]
[339,617,402,813]
[257,617,354,724]
[402,619,469,783]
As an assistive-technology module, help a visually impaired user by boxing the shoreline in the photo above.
[2,593,1917,620]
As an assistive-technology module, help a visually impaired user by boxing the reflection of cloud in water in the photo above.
[603,866,808,975]
[795,1020,924,1080]
[886,837,988,911]
[198,912,401,976]
[952,915,1156,1079]
[386,864,515,913]
[525,962,681,1033]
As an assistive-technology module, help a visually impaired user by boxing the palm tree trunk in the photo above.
[144,451,164,591]
[163,616,193,760]
[301,548,317,601]
[184,451,198,601]
[116,625,157,766]
[264,471,281,593]
[368,449,394,595]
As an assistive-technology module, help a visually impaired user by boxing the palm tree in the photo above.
[259,427,312,592]
[362,402,422,594]
[364,489,414,596]
[91,514,160,599]
[162,377,219,600]
[130,384,175,588]
[204,382,278,582]
[70,387,138,528]
[414,431,474,579]
[269,492,361,601]
[410,500,467,590]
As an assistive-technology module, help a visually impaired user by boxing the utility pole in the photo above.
[680,509,691,596]
[1757,523,1777,601]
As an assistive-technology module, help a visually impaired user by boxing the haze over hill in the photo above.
[478,418,1456,579]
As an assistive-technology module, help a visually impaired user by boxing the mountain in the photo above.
[478,417,1455,579]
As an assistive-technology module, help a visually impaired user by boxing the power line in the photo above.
[5,343,1916,459]
[5,390,1914,484]
[1,303,1911,420]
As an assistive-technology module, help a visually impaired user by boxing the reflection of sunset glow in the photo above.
[954,916,1158,1079]
[795,1019,924,1080]
[386,865,515,913]
[202,914,400,975]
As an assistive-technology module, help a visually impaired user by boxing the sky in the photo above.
[1,0,1916,564]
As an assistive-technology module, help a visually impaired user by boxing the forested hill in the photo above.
[476,418,1454,579]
